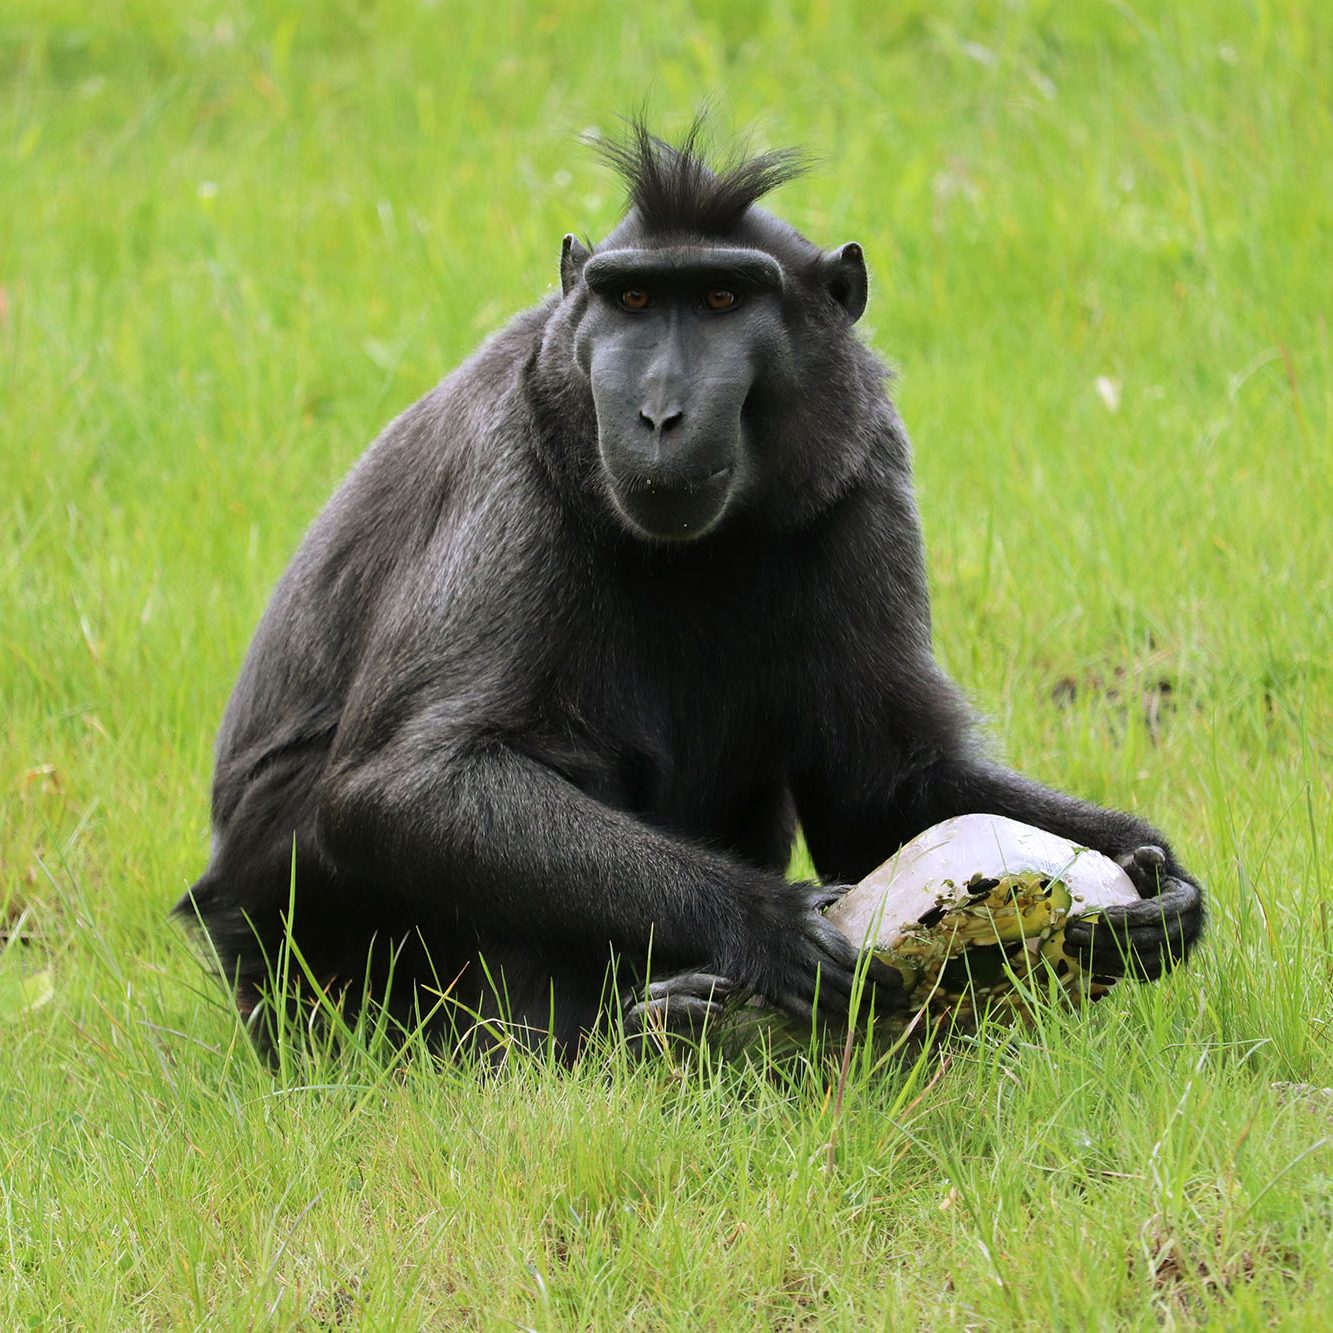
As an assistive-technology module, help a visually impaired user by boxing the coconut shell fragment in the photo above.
[825,813,1140,1030]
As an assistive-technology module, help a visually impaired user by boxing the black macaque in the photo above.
[177,120,1203,1062]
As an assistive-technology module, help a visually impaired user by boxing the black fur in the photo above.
[178,121,1203,1061]
[594,114,809,237]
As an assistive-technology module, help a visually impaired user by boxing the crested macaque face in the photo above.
[572,245,792,541]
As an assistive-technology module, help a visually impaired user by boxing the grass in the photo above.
[2,0,1331,1325]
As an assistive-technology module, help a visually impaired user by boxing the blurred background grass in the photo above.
[2,1,1331,1326]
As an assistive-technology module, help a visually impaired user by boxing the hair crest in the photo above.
[594,114,808,238]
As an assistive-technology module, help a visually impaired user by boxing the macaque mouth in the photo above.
[618,464,734,498]
[610,463,736,540]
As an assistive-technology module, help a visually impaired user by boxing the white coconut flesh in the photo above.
[824,813,1141,1026]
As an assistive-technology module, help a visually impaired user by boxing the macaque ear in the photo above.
[560,233,591,296]
[819,241,867,322]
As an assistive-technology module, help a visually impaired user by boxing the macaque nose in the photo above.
[638,406,684,433]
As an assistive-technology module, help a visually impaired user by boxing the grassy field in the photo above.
[3,0,1331,1326]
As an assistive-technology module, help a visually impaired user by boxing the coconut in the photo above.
[825,813,1140,1029]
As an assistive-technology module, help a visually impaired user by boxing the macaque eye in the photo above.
[704,289,738,311]
[620,289,651,311]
